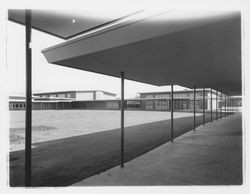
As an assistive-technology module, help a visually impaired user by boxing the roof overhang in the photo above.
[8,10,242,95]
[8,9,141,39]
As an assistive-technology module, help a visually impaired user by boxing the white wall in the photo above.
[207,91,220,110]
[96,91,116,100]
[95,91,102,100]
[76,92,94,100]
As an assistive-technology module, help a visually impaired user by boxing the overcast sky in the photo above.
[7,20,186,98]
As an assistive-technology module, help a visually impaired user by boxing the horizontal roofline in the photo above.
[33,90,117,96]
[139,89,221,95]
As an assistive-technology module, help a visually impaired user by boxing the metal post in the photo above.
[210,88,212,122]
[171,85,174,143]
[230,96,232,115]
[120,71,124,168]
[230,96,232,114]
[232,97,234,114]
[203,88,205,125]
[193,86,196,131]
[227,95,228,116]
[216,89,218,120]
[224,93,226,117]
[220,91,223,119]
[25,9,32,187]
[231,96,234,114]
[231,97,233,114]
[231,96,232,114]
[220,91,222,118]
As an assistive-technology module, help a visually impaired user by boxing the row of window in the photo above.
[39,93,72,98]
[142,91,207,99]
[9,103,26,109]
[143,99,195,110]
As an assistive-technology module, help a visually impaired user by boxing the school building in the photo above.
[9,89,241,111]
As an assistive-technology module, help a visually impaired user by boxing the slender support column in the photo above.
[232,97,233,114]
[224,93,226,117]
[210,88,212,122]
[120,71,125,168]
[216,90,218,120]
[230,97,232,114]
[231,96,232,114]
[220,91,222,118]
[226,95,228,116]
[193,86,196,131]
[171,85,174,143]
[231,97,233,114]
[230,96,232,115]
[225,94,227,116]
[203,88,205,125]
[25,9,32,187]
[232,96,234,114]
[227,95,229,116]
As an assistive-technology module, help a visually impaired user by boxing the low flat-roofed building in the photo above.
[9,89,241,111]
[33,90,117,101]
[139,89,219,110]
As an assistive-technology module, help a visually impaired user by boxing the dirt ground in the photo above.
[9,112,218,186]
[9,110,198,151]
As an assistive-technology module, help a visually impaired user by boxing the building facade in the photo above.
[9,89,241,111]
[139,89,217,110]
[33,90,117,101]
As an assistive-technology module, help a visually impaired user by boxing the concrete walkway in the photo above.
[73,113,242,186]
[10,113,216,186]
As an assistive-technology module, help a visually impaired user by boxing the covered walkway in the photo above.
[9,113,221,186]
[8,10,242,186]
[73,112,242,185]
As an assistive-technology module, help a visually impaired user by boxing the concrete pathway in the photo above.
[73,113,242,186]
[10,113,216,186]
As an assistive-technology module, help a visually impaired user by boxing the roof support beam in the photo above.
[216,89,218,120]
[225,93,227,117]
[193,86,196,131]
[230,96,232,114]
[203,88,205,125]
[120,71,125,168]
[210,88,213,122]
[220,91,223,119]
[25,9,32,187]
[171,85,174,142]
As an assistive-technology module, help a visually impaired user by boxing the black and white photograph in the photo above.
[0,0,249,193]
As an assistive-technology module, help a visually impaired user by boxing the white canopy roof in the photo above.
[8,9,140,39]
[9,10,242,95]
